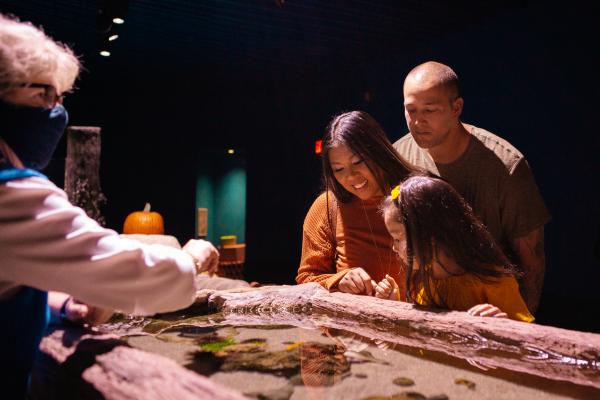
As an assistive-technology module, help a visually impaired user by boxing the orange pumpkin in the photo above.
[123,203,165,234]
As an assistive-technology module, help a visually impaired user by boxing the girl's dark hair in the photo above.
[322,111,413,203]
[385,173,517,308]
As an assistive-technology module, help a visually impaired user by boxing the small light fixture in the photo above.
[227,149,235,155]
[100,50,111,57]
[112,17,125,24]
[108,34,119,41]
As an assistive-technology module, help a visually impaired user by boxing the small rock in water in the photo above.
[454,378,476,389]
[394,392,426,400]
[362,392,426,400]
[241,338,267,345]
[393,377,415,386]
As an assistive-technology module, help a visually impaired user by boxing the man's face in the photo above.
[403,80,462,150]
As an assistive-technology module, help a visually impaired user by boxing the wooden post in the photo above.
[64,126,106,226]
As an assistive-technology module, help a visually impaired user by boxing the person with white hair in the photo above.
[0,14,219,397]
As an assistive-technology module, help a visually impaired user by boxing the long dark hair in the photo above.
[385,173,517,308]
[322,111,413,203]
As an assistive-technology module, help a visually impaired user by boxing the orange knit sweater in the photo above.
[297,192,404,293]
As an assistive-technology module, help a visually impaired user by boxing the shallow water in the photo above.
[99,307,600,400]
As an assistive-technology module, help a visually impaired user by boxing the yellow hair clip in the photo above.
[390,184,401,201]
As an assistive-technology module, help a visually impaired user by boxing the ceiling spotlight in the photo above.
[100,50,111,57]
[227,149,235,155]
[112,17,124,24]
[108,34,119,41]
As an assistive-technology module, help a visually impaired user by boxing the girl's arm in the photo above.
[482,276,535,322]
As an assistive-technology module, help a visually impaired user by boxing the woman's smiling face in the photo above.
[328,143,383,201]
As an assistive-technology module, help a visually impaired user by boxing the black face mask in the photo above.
[0,101,69,170]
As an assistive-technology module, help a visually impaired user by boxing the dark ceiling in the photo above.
[1,0,529,81]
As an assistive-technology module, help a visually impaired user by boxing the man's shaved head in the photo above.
[405,61,460,101]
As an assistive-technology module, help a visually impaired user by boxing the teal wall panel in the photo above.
[195,151,246,245]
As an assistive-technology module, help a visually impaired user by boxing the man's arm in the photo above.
[511,226,545,313]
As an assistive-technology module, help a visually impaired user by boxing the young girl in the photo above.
[375,174,534,322]
[296,111,414,296]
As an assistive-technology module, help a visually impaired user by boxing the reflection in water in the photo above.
[299,342,350,387]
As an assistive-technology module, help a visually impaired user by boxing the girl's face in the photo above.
[329,143,383,201]
[384,208,451,279]
[384,210,408,264]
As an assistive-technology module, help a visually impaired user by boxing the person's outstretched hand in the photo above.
[182,239,220,275]
[374,274,400,300]
[467,303,508,318]
[63,297,114,325]
[337,267,374,295]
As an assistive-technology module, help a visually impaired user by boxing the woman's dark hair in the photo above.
[322,111,413,203]
[385,173,517,308]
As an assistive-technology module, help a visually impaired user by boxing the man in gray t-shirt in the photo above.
[394,61,550,313]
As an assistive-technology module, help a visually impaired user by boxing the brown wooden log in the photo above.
[64,126,106,225]
[206,283,600,390]
[36,328,248,400]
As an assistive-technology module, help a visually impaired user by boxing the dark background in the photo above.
[1,1,598,332]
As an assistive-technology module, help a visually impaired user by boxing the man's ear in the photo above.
[452,97,464,117]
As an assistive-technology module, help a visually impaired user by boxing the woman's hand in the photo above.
[374,274,400,300]
[63,297,114,325]
[182,239,220,275]
[49,292,113,326]
[338,268,374,295]
[467,303,508,318]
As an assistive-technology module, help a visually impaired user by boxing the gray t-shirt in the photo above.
[394,124,551,259]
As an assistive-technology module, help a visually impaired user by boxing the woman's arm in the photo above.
[296,193,350,290]
[0,177,197,315]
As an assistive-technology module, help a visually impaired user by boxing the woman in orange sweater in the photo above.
[296,111,414,295]
[375,174,534,322]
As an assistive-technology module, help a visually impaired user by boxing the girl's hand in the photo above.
[338,268,374,295]
[374,274,400,300]
[467,303,508,318]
